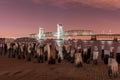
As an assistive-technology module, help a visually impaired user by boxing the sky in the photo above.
[1,0,120,38]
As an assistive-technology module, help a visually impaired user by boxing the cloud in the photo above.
[32,0,120,10]
[79,0,120,10]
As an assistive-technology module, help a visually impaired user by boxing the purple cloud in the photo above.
[32,0,120,10]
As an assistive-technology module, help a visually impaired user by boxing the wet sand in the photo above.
[0,56,120,80]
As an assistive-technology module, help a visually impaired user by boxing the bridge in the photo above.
[29,24,120,41]
[44,34,120,41]
[64,34,120,41]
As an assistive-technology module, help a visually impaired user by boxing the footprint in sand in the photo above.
[12,70,23,75]
[0,71,10,76]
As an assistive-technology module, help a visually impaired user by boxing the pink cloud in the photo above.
[32,0,120,10]
[79,0,120,10]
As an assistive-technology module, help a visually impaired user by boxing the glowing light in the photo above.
[83,40,87,43]
[74,39,78,43]
[55,24,65,60]
[56,24,64,40]
[89,40,94,44]
[101,41,105,45]
[107,41,113,45]
[38,27,45,40]
[67,36,71,40]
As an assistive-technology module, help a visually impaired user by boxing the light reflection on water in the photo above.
[107,41,113,45]
[89,40,94,44]
[83,40,87,43]
[65,40,120,49]
[101,41,105,45]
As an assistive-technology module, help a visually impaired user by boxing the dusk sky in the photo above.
[1,0,120,38]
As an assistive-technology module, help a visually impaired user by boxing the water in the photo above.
[65,40,120,52]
